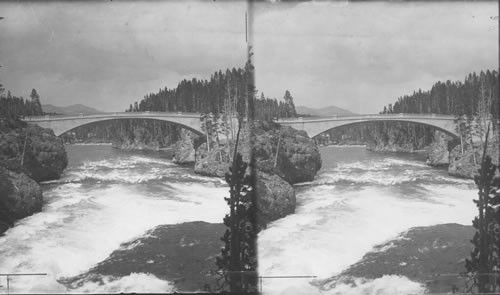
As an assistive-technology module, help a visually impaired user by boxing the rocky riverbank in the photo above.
[317,223,475,294]
[448,140,499,179]
[103,119,322,227]
[425,131,452,167]
[0,119,67,234]
[367,142,420,153]
[424,130,499,179]
[181,120,322,228]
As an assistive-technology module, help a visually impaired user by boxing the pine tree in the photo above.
[283,90,297,118]
[216,114,257,293]
[30,88,43,115]
[200,113,212,152]
[465,126,500,293]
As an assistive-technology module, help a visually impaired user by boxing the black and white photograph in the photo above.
[0,1,498,294]
[253,1,499,294]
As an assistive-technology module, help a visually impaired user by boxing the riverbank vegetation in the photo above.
[464,130,500,293]
[317,69,499,180]
[0,89,44,120]
[65,63,298,149]
[0,86,68,234]
[0,118,67,235]
[320,70,499,153]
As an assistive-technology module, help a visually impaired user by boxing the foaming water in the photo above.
[321,275,425,295]
[0,145,227,293]
[259,146,476,295]
[70,273,175,293]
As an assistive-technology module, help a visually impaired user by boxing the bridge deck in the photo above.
[24,112,201,122]
[275,113,458,138]
[275,113,456,122]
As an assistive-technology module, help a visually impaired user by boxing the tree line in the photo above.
[322,69,499,149]
[126,64,296,121]
[70,62,298,146]
[0,89,44,120]
[382,70,499,118]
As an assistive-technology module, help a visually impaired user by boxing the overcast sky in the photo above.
[253,1,498,114]
[0,1,247,112]
[0,1,497,114]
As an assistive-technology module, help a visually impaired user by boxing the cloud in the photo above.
[0,1,247,111]
[253,1,498,113]
[1,1,496,114]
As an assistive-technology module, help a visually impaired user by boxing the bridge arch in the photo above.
[275,114,459,139]
[23,112,204,137]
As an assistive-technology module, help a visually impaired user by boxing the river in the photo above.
[0,145,477,294]
[258,146,476,295]
[0,144,228,293]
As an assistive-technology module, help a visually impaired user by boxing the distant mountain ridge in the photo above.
[42,104,103,115]
[296,105,356,117]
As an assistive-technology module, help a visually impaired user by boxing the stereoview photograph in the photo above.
[0,1,498,294]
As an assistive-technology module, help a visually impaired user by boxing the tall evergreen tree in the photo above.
[29,88,43,116]
[465,127,500,293]
[283,90,297,118]
[216,151,257,293]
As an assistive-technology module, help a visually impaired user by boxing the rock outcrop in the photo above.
[22,125,68,182]
[172,130,198,165]
[112,139,161,151]
[367,142,417,153]
[448,141,499,179]
[252,121,322,184]
[0,122,68,182]
[194,143,232,177]
[425,131,450,167]
[0,119,67,234]
[0,166,43,233]
[193,121,323,183]
[256,171,295,228]
[193,123,252,177]
[191,120,321,227]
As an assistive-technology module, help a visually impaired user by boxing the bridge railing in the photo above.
[275,113,456,122]
[23,111,202,121]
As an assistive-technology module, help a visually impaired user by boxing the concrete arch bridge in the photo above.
[23,112,204,136]
[275,114,458,139]
[23,112,458,140]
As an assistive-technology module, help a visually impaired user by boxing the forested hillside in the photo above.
[125,65,296,121]
[67,62,298,147]
[320,70,499,150]
[381,70,498,117]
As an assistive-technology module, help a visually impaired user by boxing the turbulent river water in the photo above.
[259,146,476,295]
[0,144,228,293]
[0,145,476,294]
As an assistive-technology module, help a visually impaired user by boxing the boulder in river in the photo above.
[194,142,232,177]
[0,121,68,182]
[0,166,43,234]
[425,131,450,167]
[191,120,321,227]
[252,121,322,184]
[172,130,197,165]
[256,170,296,229]
[193,121,322,184]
